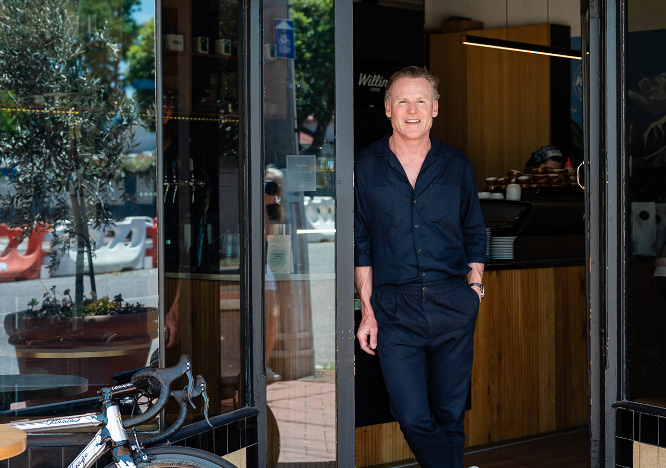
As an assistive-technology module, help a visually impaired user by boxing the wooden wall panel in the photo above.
[355,266,588,466]
[465,28,511,188]
[355,421,413,467]
[430,33,468,154]
[429,24,556,188]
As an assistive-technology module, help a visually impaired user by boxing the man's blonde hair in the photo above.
[384,66,440,102]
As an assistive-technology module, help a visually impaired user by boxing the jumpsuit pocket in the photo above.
[428,184,460,224]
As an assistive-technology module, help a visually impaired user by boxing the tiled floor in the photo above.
[267,374,589,468]
[267,375,336,465]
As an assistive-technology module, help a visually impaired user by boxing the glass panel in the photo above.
[625,0,666,406]
[160,0,244,418]
[262,0,337,465]
[0,0,157,420]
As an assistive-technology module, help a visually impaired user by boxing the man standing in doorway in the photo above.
[355,66,487,468]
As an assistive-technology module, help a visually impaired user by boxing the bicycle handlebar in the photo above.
[122,354,193,429]
[142,374,209,446]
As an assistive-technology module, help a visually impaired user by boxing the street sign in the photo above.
[274,19,295,60]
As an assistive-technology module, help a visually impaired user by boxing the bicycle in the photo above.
[7,354,237,468]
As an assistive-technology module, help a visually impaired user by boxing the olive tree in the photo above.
[0,0,137,304]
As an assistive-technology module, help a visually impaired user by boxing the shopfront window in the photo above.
[625,0,666,406]
[160,0,244,419]
[262,0,337,464]
[0,0,157,417]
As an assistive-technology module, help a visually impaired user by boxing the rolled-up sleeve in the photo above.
[354,174,373,267]
[459,161,488,265]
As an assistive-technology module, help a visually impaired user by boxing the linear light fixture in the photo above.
[460,34,582,60]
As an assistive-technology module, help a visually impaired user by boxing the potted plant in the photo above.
[3,287,158,398]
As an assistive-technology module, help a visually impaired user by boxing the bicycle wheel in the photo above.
[106,446,237,468]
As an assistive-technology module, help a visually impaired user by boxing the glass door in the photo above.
[260,0,354,465]
[261,1,337,465]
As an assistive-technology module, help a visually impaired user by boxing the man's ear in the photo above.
[432,100,439,118]
[385,100,391,119]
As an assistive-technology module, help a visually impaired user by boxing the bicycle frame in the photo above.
[6,356,202,468]
[10,402,142,468]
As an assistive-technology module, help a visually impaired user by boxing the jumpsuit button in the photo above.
[417,248,421,253]
[422,287,427,292]
[414,224,419,229]
[422,272,426,277]
[412,199,416,204]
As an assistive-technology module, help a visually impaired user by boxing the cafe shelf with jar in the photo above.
[162,0,241,275]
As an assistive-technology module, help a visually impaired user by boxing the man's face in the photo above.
[539,158,563,170]
[385,77,438,143]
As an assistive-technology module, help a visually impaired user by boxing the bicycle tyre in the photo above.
[105,446,237,468]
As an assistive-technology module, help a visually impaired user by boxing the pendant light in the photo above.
[460,0,582,60]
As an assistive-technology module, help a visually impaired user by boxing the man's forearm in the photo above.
[354,266,373,314]
[466,262,484,285]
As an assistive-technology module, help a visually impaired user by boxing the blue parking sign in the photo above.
[274,19,295,59]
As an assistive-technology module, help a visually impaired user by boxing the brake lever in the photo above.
[185,361,195,408]
[199,377,212,428]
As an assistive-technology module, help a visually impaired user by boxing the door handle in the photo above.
[576,162,585,190]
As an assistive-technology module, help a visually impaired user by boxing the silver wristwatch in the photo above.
[469,282,485,299]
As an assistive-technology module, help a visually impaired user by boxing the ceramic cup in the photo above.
[506,183,521,201]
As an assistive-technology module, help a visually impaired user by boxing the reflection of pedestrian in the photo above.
[355,66,487,468]
[265,166,284,382]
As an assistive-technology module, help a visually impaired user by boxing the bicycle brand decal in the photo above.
[109,383,134,391]
[46,417,81,425]
[72,451,88,468]
[117,412,123,425]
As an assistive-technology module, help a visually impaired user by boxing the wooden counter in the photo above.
[356,264,588,466]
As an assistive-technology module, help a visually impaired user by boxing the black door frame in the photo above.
[585,0,623,466]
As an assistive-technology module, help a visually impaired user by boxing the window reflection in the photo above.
[161,0,244,420]
[0,0,157,419]
[626,0,666,406]
[263,0,337,465]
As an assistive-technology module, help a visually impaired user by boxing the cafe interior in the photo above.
[3,0,666,466]
[353,0,589,466]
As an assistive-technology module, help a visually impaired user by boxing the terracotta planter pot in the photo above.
[3,308,158,400]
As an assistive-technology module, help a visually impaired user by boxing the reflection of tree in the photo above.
[292,0,334,152]
[125,20,156,123]
[0,0,136,304]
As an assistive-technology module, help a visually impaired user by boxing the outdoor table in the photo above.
[0,374,88,411]
[0,425,27,460]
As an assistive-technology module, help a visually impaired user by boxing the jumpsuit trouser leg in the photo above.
[371,277,480,468]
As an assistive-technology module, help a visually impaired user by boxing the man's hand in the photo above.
[165,286,181,348]
[357,308,378,355]
[355,266,377,355]
[470,285,483,302]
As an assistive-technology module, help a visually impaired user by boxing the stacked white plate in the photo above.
[485,228,492,258]
[490,236,517,260]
